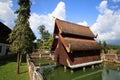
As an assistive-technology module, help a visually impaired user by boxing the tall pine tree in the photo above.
[8,0,36,74]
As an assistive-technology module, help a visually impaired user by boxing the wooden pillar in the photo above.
[54,62,57,66]
[71,69,74,74]
[92,65,94,69]
[49,53,51,57]
[39,54,41,58]
[64,65,67,72]
[103,63,106,67]
[99,63,101,67]
[83,67,86,72]
[117,67,120,71]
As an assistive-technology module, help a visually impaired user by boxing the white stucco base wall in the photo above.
[67,59,103,69]
[0,43,9,56]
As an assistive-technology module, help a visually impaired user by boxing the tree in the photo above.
[103,41,108,54]
[116,48,120,54]
[103,41,107,48]
[99,40,101,45]
[35,39,43,49]
[37,25,52,49]
[8,0,36,74]
[38,25,50,42]
[43,34,52,49]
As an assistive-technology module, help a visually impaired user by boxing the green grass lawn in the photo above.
[0,54,29,80]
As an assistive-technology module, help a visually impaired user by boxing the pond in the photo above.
[41,63,120,80]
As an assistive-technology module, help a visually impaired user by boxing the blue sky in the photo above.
[30,0,101,25]
[0,0,120,44]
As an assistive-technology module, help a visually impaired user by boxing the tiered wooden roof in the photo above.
[51,18,102,52]
[64,37,101,51]
[55,19,95,38]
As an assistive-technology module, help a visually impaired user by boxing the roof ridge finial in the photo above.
[52,16,60,20]
[95,33,98,38]
[52,16,57,20]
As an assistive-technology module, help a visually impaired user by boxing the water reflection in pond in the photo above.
[42,63,120,80]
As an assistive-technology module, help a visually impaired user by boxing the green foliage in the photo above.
[43,35,52,49]
[8,0,36,54]
[99,40,102,45]
[116,48,120,54]
[102,41,108,53]
[107,44,120,50]
[103,41,107,48]
[36,39,43,49]
[37,25,52,49]
[38,25,50,42]
[100,40,120,54]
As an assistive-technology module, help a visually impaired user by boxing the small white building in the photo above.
[0,22,11,56]
[0,43,9,56]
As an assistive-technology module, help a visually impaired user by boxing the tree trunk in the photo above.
[20,54,22,66]
[17,53,21,74]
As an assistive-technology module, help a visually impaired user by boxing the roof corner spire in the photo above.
[52,16,57,20]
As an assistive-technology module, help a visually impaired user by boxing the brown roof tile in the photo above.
[63,37,102,51]
[55,19,95,38]
[51,19,102,51]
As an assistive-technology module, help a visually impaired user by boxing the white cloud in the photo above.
[29,13,53,39]
[112,0,120,3]
[52,1,66,20]
[91,0,120,41]
[0,0,65,39]
[98,0,107,13]
[0,0,16,28]
[29,1,66,39]
[77,21,88,26]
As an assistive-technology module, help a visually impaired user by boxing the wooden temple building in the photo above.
[51,18,103,69]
